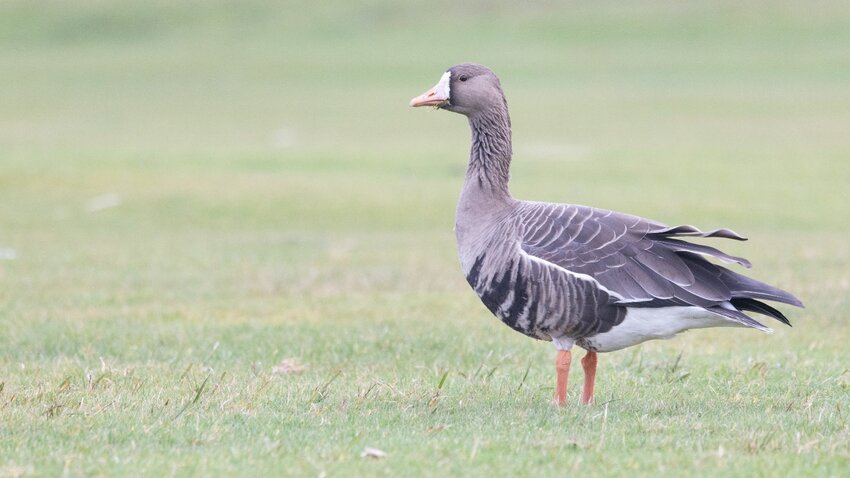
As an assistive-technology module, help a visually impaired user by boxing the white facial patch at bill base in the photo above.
[434,71,451,102]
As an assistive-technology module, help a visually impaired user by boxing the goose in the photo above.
[409,64,803,406]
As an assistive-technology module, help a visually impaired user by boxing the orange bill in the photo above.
[410,71,451,107]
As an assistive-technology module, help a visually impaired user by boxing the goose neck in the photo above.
[465,106,513,200]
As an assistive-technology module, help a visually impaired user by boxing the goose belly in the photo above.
[462,250,620,341]
[579,307,739,353]
[462,252,550,340]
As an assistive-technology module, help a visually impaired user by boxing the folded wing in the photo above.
[518,203,802,330]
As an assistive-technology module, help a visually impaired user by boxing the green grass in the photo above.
[1,1,849,476]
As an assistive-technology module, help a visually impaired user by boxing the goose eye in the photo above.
[459,75,469,82]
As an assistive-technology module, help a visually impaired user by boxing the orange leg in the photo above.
[581,351,597,405]
[554,350,572,406]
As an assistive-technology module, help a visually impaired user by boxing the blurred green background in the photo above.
[1,1,849,476]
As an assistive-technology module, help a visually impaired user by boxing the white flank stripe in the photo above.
[518,244,627,301]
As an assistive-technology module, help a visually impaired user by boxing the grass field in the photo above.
[1,1,849,476]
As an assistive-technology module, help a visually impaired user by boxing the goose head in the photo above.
[410,63,506,117]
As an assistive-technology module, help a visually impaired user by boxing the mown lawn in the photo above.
[1,1,849,476]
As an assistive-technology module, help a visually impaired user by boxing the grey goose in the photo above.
[410,64,803,406]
